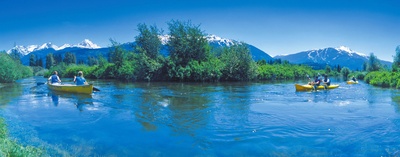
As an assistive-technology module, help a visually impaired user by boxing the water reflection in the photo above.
[48,91,93,111]
[134,82,213,134]
[391,91,400,113]
[51,93,59,106]
[0,83,23,106]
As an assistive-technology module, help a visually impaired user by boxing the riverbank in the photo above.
[0,118,45,156]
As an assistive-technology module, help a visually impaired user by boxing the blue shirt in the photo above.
[75,76,86,85]
[50,75,59,84]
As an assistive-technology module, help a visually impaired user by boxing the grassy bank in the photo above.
[0,118,45,157]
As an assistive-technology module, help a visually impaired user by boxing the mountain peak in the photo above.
[76,39,100,49]
[336,46,352,52]
[38,42,58,50]
[335,46,367,57]
[206,34,236,46]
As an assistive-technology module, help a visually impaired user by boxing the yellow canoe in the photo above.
[347,80,358,84]
[295,84,339,91]
[48,83,93,94]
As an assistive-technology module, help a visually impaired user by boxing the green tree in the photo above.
[9,49,21,63]
[109,39,127,67]
[134,23,164,81]
[36,57,43,67]
[325,65,331,74]
[341,67,351,78]
[54,54,63,64]
[29,54,36,66]
[367,53,381,72]
[167,20,210,67]
[220,43,257,81]
[63,52,76,64]
[45,53,55,69]
[88,56,99,66]
[135,23,162,59]
[0,53,32,82]
[392,45,400,72]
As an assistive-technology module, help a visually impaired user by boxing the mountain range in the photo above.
[274,46,392,70]
[5,35,391,70]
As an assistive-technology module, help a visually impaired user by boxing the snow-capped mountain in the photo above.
[75,39,101,49]
[158,34,236,46]
[206,35,235,46]
[17,35,273,66]
[274,46,391,70]
[157,34,273,61]
[7,39,101,56]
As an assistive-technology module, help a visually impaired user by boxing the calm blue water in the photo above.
[1,76,400,156]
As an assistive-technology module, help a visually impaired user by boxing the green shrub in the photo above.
[0,53,33,83]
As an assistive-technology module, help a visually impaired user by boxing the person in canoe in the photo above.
[73,71,88,85]
[351,76,357,82]
[322,74,331,89]
[308,76,321,90]
[48,71,61,84]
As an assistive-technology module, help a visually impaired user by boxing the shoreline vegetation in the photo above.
[0,20,399,156]
[0,118,45,156]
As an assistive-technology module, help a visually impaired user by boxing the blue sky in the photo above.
[1,0,399,61]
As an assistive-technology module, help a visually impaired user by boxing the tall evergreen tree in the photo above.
[88,56,99,66]
[392,45,400,71]
[63,52,76,64]
[29,54,36,66]
[36,57,43,67]
[54,54,63,64]
[45,53,55,69]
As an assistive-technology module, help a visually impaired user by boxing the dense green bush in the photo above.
[0,53,33,83]
[257,63,315,80]
[365,71,400,88]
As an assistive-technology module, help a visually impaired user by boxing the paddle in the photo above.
[37,82,46,86]
[306,74,318,91]
[93,86,100,92]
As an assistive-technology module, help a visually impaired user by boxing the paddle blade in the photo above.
[93,87,100,92]
[37,82,45,86]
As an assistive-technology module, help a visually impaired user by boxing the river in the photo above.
[0,76,399,156]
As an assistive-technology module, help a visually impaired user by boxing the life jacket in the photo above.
[324,78,330,86]
[75,76,86,85]
[50,75,59,83]
[314,78,320,85]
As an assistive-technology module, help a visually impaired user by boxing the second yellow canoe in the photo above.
[347,81,358,84]
[295,84,339,91]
